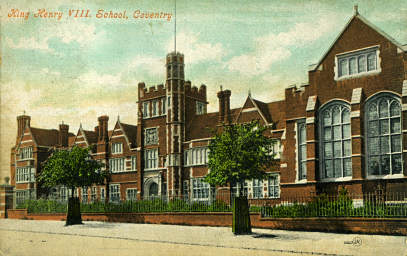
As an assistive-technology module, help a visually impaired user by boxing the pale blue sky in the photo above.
[1,0,406,177]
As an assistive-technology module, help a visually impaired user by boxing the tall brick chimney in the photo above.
[59,122,69,147]
[97,115,109,142]
[17,115,30,139]
[217,89,225,123]
[223,90,231,124]
[217,88,231,124]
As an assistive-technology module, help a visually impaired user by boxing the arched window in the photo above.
[319,102,352,179]
[365,94,402,176]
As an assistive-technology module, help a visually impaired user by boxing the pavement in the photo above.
[0,219,406,256]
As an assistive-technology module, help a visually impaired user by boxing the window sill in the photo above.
[143,115,166,120]
[335,70,381,81]
[366,174,404,180]
[111,170,136,174]
[295,179,308,184]
[320,177,352,182]
[184,164,208,167]
[17,158,34,162]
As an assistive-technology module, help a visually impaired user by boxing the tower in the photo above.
[166,51,185,196]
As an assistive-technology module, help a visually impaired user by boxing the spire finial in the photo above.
[23,110,26,115]
[354,4,359,15]
[62,120,64,125]
[220,85,223,91]
[117,114,120,122]
[80,123,82,129]
[248,89,252,97]
[174,0,177,53]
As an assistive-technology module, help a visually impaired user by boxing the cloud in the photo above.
[6,36,54,53]
[41,68,61,76]
[76,70,122,88]
[5,20,103,54]
[227,15,337,76]
[128,56,165,76]
[166,31,225,64]
[52,21,102,47]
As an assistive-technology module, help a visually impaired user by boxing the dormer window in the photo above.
[20,147,33,160]
[335,46,380,80]
[112,143,123,154]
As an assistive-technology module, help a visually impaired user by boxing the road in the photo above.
[0,219,406,256]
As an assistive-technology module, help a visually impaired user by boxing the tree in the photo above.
[37,146,107,225]
[205,120,275,234]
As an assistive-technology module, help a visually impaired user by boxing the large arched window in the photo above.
[320,102,352,179]
[365,93,402,176]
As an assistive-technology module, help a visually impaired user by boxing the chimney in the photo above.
[217,90,225,123]
[17,115,31,139]
[223,90,231,124]
[59,122,69,147]
[97,115,109,142]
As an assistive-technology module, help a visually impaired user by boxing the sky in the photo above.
[1,0,406,180]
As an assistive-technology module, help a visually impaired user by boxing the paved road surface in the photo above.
[0,219,406,256]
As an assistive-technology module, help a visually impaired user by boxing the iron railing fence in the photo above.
[16,190,407,218]
[260,192,407,218]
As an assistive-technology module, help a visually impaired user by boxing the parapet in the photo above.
[138,82,166,100]
[185,82,206,100]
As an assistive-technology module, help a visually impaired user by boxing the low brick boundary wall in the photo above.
[7,209,407,235]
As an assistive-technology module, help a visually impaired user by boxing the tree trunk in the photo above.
[232,196,252,235]
[66,187,82,226]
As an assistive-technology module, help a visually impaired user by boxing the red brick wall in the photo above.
[7,209,407,235]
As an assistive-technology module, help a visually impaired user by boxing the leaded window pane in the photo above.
[381,155,390,175]
[325,160,333,178]
[391,118,401,133]
[368,121,379,136]
[323,111,331,126]
[342,109,350,123]
[324,127,331,141]
[369,156,380,175]
[379,100,389,118]
[380,119,389,134]
[343,140,351,156]
[324,142,332,158]
[300,145,306,159]
[343,124,351,139]
[333,141,341,156]
[367,54,376,71]
[368,104,378,119]
[349,58,357,74]
[340,59,348,76]
[390,102,401,117]
[380,136,389,154]
[392,154,402,174]
[332,107,341,124]
[358,55,366,72]
[343,158,352,177]
[333,126,341,140]
[391,135,401,152]
[300,163,307,178]
[334,159,342,177]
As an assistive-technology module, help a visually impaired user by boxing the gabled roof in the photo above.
[29,127,59,147]
[109,119,138,148]
[75,126,97,146]
[234,96,271,125]
[82,130,98,145]
[310,12,406,71]
[120,122,138,147]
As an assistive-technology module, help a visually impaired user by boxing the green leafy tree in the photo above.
[205,120,275,234]
[37,146,107,225]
